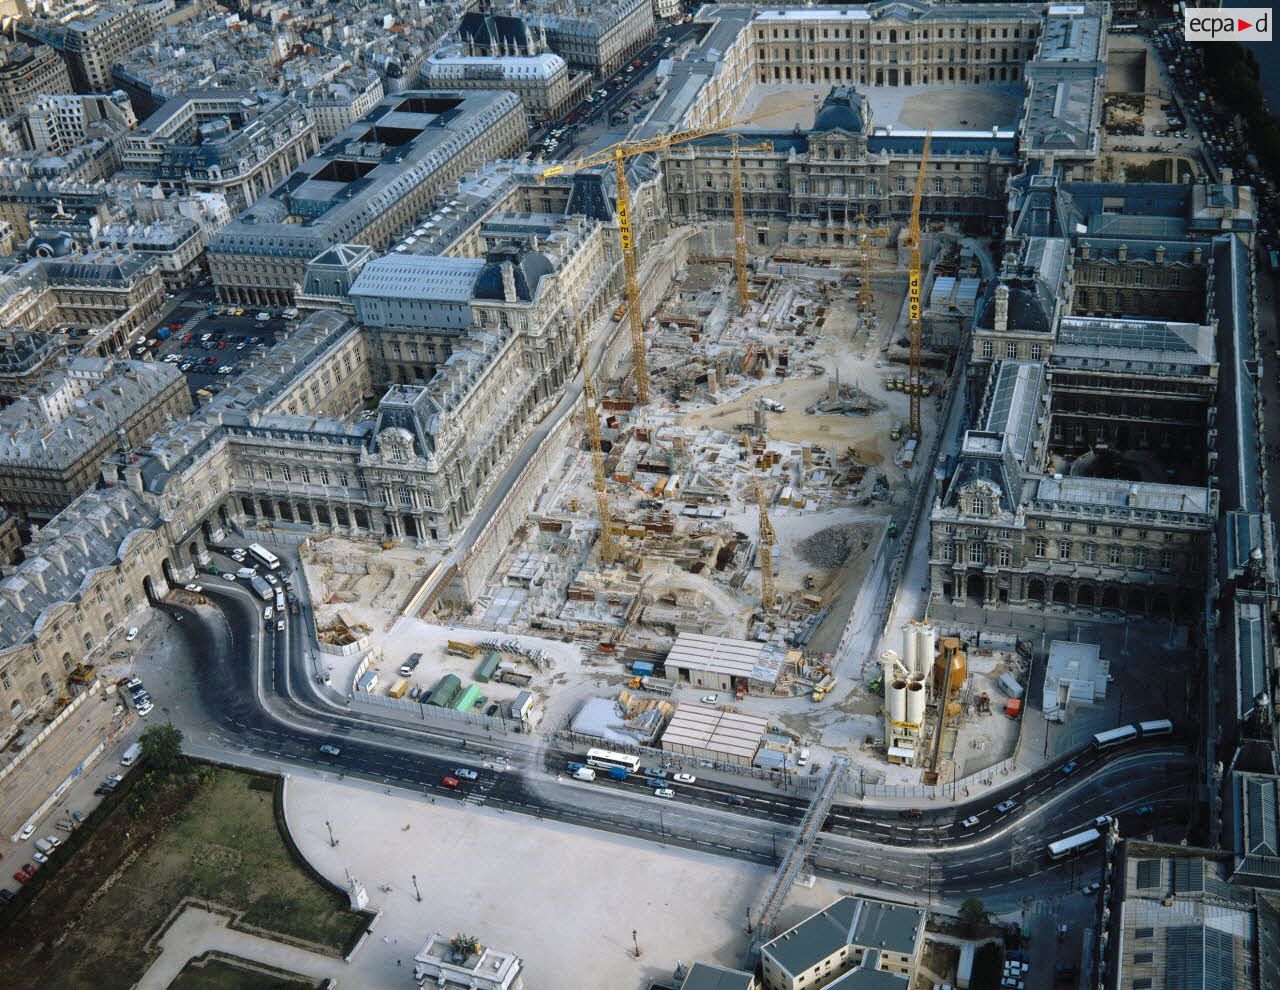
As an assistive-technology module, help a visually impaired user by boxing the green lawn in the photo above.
[169,954,323,990]
[0,767,370,990]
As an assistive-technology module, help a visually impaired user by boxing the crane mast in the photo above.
[581,343,616,563]
[732,134,749,316]
[905,126,932,440]
[755,479,776,611]
[611,153,649,403]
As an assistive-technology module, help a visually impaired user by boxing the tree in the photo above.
[959,897,988,933]
[140,724,186,773]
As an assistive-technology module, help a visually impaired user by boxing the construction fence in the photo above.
[351,691,521,734]
[555,730,794,785]
[792,754,1020,802]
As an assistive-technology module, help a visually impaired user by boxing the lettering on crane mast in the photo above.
[908,270,920,322]
[617,203,633,252]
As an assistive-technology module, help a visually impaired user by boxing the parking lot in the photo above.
[130,289,291,403]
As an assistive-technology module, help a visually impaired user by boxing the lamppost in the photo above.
[412,873,422,903]
[745,907,754,934]
[632,929,641,958]
[325,820,339,848]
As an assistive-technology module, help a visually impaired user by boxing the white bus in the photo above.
[248,543,280,570]
[1138,719,1174,738]
[1093,725,1139,750]
[585,749,641,774]
[1047,828,1101,861]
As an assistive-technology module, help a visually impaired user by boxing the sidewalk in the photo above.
[135,906,348,990]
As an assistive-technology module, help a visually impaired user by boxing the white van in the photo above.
[121,742,143,766]
[798,747,810,767]
[572,767,597,781]
[236,566,256,579]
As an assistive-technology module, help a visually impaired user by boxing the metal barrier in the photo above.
[351,691,516,733]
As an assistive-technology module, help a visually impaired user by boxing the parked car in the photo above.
[700,694,719,704]
[276,620,285,632]
[70,811,85,825]
[19,824,35,840]
[653,788,675,799]
[672,773,696,784]
[485,703,500,717]
[644,767,667,779]
[126,627,138,642]
[31,851,48,865]
[12,872,28,885]
[221,572,236,581]
[0,888,13,901]
[1082,882,1101,896]
[1135,804,1156,817]
[399,654,421,675]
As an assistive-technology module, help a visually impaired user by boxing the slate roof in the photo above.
[763,897,923,977]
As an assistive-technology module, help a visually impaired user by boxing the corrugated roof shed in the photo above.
[661,704,768,763]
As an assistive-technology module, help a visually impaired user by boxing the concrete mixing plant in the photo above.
[879,620,937,765]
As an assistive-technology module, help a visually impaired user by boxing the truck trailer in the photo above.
[250,576,273,601]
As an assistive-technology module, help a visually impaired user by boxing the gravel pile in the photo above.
[797,524,872,569]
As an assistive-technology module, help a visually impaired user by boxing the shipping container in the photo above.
[474,651,501,682]
[357,670,379,693]
[511,690,534,721]
[388,678,410,699]
[454,683,483,712]
[631,660,655,677]
[1005,698,1023,718]
[426,673,461,707]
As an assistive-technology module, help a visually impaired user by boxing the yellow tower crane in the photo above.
[539,100,808,402]
[852,215,890,312]
[731,136,773,316]
[905,125,933,440]
[755,478,776,612]
[580,340,617,564]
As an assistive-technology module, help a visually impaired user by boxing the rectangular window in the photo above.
[1084,544,1096,562]
[981,340,993,358]
[1006,342,1017,358]
[1135,547,1148,567]
[999,547,1012,566]
[1110,546,1122,565]
[1133,953,1154,964]
[1160,550,1172,569]
[941,542,954,561]
[1035,539,1047,558]
[1135,927,1154,939]
[969,544,984,565]
[1030,343,1042,360]
[1058,541,1071,560]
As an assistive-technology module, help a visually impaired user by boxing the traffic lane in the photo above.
[190,590,505,797]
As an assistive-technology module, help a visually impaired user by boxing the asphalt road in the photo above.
[178,548,1194,907]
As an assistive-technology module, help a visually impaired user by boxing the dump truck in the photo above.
[640,676,675,696]
[497,669,533,687]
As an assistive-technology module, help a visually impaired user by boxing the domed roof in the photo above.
[812,86,869,135]
[473,243,554,302]
[28,231,75,259]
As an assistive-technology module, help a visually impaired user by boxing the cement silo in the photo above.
[906,679,925,724]
[934,637,968,700]
[888,679,908,724]
[916,621,937,678]
[901,621,919,677]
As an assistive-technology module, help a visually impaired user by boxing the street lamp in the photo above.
[412,873,422,903]
[325,820,339,848]
[632,929,641,959]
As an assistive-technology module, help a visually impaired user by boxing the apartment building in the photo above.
[21,5,160,93]
[761,896,925,990]
[0,40,74,116]
[421,52,590,124]
[208,90,527,306]
[0,357,190,520]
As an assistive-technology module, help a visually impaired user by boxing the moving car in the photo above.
[1082,882,1101,896]
[726,795,745,806]
[960,816,980,829]
[700,694,719,704]
[672,773,696,784]
[899,808,924,821]
[441,775,460,789]
[399,654,421,675]
[455,768,479,781]
[1060,760,1078,776]
[18,824,35,840]
[126,627,138,642]
[996,799,1017,814]
[318,744,341,757]
[654,788,675,799]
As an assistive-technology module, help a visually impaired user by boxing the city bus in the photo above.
[1138,719,1174,738]
[585,749,641,774]
[1047,828,1101,861]
[1093,725,1139,750]
[248,543,281,571]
